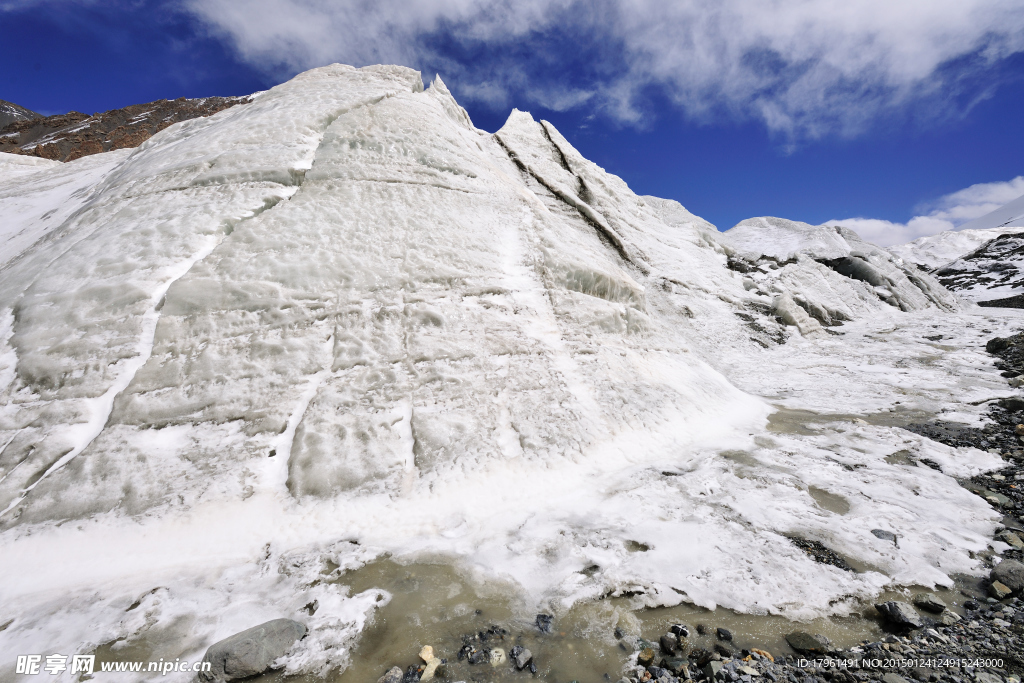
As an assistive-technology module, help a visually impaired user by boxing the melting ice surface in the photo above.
[0,65,1014,679]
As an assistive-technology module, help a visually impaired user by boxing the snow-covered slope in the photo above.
[889,225,1024,270]
[932,233,1024,305]
[888,191,1024,305]
[0,65,1010,679]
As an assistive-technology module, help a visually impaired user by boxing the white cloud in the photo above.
[178,0,1024,139]
[827,176,1024,246]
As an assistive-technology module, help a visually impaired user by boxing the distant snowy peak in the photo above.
[933,233,1024,306]
[0,99,41,129]
[888,226,1024,270]
[956,191,1024,232]
[886,191,1024,307]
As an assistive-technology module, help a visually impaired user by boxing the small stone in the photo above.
[785,632,829,654]
[875,601,924,628]
[992,559,1024,593]
[964,599,980,610]
[739,666,760,677]
[671,624,690,638]
[379,667,404,683]
[536,614,553,633]
[403,665,423,683]
[420,646,436,663]
[660,633,679,654]
[199,618,307,683]
[912,593,947,613]
[939,611,961,626]
[750,649,774,663]
[638,648,656,667]
[716,628,733,641]
[881,674,910,683]
[615,627,625,639]
[511,645,533,670]
[871,529,898,544]
[489,648,506,667]
[468,650,488,665]
[991,580,1013,600]
[421,660,441,681]
[1016,424,1024,436]
[975,674,1003,683]
[696,624,707,635]
[713,643,735,658]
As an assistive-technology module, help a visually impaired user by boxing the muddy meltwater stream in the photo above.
[92,407,996,681]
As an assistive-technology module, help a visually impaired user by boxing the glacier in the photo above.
[0,65,1016,679]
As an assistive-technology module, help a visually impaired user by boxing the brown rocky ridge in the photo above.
[0,95,251,162]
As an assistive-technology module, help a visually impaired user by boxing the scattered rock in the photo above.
[421,660,442,682]
[468,649,488,665]
[489,648,506,667]
[199,618,306,683]
[999,530,1024,549]
[881,674,910,683]
[704,661,724,681]
[660,633,679,654]
[992,559,1024,593]
[670,624,690,638]
[403,664,422,683]
[875,601,924,628]
[637,647,656,667]
[420,646,435,663]
[940,611,961,625]
[536,614,553,633]
[738,665,761,677]
[785,632,829,654]
[661,657,689,677]
[378,666,404,683]
[911,593,946,613]
[991,580,1013,600]
[871,529,898,545]
[716,628,732,642]
[510,645,533,670]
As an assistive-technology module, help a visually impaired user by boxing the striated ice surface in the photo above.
[0,65,1012,680]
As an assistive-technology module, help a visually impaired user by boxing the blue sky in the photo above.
[1,0,1023,245]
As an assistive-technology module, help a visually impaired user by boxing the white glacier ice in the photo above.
[0,65,1014,680]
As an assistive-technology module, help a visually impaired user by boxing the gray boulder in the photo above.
[199,619,306,682]
[911,593,946,613]
[785,632,829,654]
[991,559,1024,594]
[378,667,404,683]
[875,601,923,628]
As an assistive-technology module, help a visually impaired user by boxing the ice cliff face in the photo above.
[0,65,1012,677]
[721,217,957,336]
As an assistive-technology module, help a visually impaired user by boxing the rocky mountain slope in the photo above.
[0,99,41,129]
[0,95,250,162]
[0,65,1017,679]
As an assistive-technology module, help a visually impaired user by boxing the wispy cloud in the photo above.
[829,176,1024,246]
[177,0,1024,139]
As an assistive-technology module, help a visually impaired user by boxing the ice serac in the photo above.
[0,65,1006,675]
[722,217,958,329]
